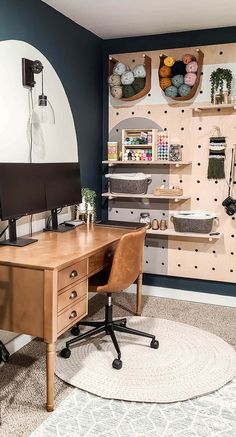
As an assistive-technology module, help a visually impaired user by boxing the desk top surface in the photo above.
[0,225,131,270]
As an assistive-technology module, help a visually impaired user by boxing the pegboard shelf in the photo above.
[102,192,190,201]
[147,229,223,240]
[193,103,236,112]
[102,160,192,167]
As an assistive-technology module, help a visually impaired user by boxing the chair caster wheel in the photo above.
[71,326,80,336]
[150,339,159,349]
[60,348,71,359]
[112,358,122,370]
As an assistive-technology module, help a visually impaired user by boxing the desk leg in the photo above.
[46,342,55,412]
[136,273,142,316]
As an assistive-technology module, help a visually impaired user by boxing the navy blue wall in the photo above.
[0,0,103,215]
[103,27,236,297]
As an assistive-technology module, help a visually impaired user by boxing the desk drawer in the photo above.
[88,244,117,276]
[58,259,87,290]
[57,298,87,334]
[58,280,87,313]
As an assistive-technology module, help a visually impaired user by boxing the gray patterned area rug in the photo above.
[30,379,236,437]
[55,317,236,403]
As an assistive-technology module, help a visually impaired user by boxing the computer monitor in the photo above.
[44,162,82,232]
[0,163,47,246]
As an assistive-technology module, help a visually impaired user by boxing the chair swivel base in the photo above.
[60,294,159,370]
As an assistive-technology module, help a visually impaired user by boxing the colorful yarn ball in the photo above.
[123,85,136,98]
[172,61,186,76]
[108,74,121,86]
[172,74,184,88]
[110,85,123,99]
[178,84,191,97]
[113,61,127,76]
[160,77,172,90]
[186,61,198,73]
[121,71,134,85]
[164,56,175,67]
[182,54,196,64]
[165,85,178,98]
[159,65,172,78]
[133,77,145,92]
[184,72,197,86]
[133,64,146,78]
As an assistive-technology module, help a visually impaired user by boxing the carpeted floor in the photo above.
[0,292,235,437]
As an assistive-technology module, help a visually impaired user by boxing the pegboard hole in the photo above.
[162,246,165,249]
[163,179,166,183]
[130,211,134,214]
[195,249,198,252]
[148,93,151,97]
[230,269,234,272]
[201,71,204,75]
[181,145,184,148]
[164,127,167,131]
[164,110,167,114]
[231,235,235,238]
[179,179,183,183]
[181,109,185,113]
[214,198,218,202]
[178,247,181,250]
[212,267,215,271]
[178,264,181,267]
[198,145,201,148]
[162,212,166,216]
[231,252,234,255]
[161,262,165,266]
[132,59,136,63]
[116,129,119,132]
[181,127,184,131]
[215,181,218,184]
[145,245,149,248]
[132,112,134,115]
[200,91,203,94]
[213,250,216,254]
[217,108,221,112]
[219,51,223,55]
[198,127,202,130]
[116,112,119,116]
[232,217,235,220]
[194,266,198,269]
[148,111,151,114]
[197,180,200,184]
[197,163,201,166]
[115,210,118,213]
[196,197,200,201]
[145,260,148,264]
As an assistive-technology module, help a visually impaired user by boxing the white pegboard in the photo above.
[108,42,236,283]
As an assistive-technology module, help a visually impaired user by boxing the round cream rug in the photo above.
[55,317,236,403]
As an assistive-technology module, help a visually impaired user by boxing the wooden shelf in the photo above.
[147,229,222,240]
[193,103,236,112]
[103,160,192,166]
[102,193,190,201]
[122,144,153,148]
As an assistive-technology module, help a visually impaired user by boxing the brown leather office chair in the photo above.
[60,226,159,369]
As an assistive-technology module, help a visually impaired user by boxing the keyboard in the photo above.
[95,220,145,229]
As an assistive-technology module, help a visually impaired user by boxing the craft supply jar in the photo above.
[159,219,167,230]
[139,212,151,229]
[152,219,159,230]
[107,142,118,161]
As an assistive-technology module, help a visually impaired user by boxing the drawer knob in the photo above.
[69,310,77,319]
[69,291,78,300]
[70,270,78,278]
[107,252,113,258]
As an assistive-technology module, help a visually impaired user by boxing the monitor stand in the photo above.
[44,209,75,233]
[0,219,38,247]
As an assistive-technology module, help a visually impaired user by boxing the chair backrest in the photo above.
[105,226,146,293]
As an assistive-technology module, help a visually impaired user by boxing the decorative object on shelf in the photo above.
[157,132,169,160]
[105,173,151,194]
[169,144,182,161]
[158,49,204,101]
[77,188,96,222]
[222,146,236,216]
[171,211,217,234]
[207,129,226,179]
[122,128,156,161]
[153,186,183,196]
[107,142,118,161]
[109,54,151,102]
[139,212,151,229]
[159,219,168,230]
[210,68,233,104]
[151,219,159,230]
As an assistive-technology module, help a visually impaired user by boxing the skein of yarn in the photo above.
[121,71,135,85]
[172,61,186,76]
[184,72,197,86]
[159,65,172,78]
[108,74,121,86]
[165,85,178,97]
[182,54,196,64]
[186,61,198,73]
[110,85,123,99]
[133,64,146,78]
[164,56,175,67]
[160,77,172,90]
[172,74,184,88]
[178,84,191,97]
[113,61,127,76]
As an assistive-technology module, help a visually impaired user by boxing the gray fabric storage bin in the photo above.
[105,173,151,194]
[171,211,216,233]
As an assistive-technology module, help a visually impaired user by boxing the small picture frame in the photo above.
[169,144,182,161]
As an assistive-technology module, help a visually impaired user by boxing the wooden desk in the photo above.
[0,224,142,411]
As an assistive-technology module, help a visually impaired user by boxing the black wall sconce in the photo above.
[22,58,55,124]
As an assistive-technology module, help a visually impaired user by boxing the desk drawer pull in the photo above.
[69,310,77,319]
[70,270,78,279]
[69,290,78,300]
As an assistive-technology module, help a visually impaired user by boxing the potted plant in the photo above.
[77,187,96,222]
[210,68,233,103]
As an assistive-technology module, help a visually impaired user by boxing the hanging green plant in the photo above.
[210,68,233,103]
[81,187,97,221]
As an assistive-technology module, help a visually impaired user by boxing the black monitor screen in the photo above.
[45,162,82,210]
[0,163,46,220]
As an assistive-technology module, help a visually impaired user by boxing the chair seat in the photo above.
[89,270,110,292]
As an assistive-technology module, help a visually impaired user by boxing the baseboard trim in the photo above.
[127,284,236,308]
[5,334,34,356]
